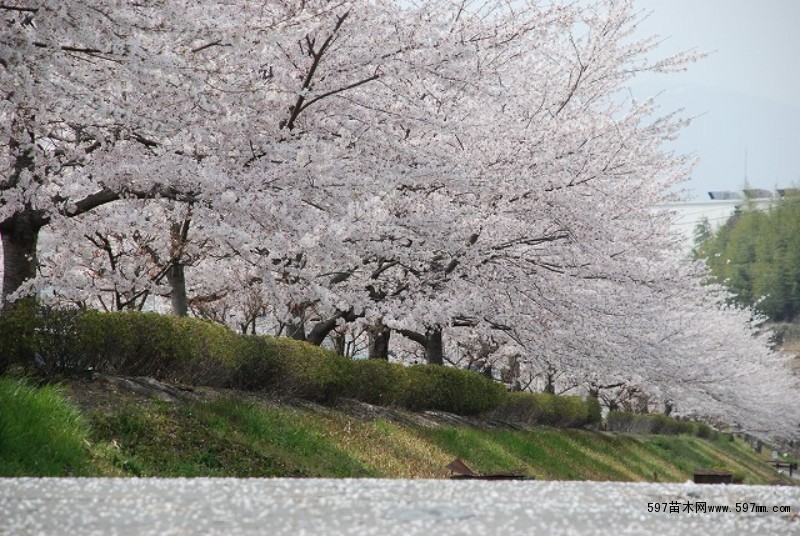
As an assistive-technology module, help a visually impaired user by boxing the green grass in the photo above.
[1,376,794,484]
[0,377,92,476]
[89,398,790,484]
[89,398,375,477]
[416,426,792,484]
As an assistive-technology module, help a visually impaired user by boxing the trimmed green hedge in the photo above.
[347,360,410,406]
[488,391,602,428]
[0,301,35,375]
[607,411,719,439]
[0,305,351,402]
[254,337,353,402]
[0,305,609,425]
[402,365,507,416]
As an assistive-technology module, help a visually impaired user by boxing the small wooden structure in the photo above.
[693,469,733,484]
[446,459,534,481]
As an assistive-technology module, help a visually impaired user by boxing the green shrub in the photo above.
[649,414,680,435]
[32,306,87,376]
[346,359,410,406]
[4,306,546,413]
[606,411,718,438]
[0,301,87,376]
[2,307,255,384]
[693,422,719,440]
[90,311,232,378]
[226,335,286,391]
[0,377,92,476]
[67,309,134,372]
[0,300,39,374]
[0,302,114,377]
[490,391,550,424]
[607,412,670,434]
[606,411,636,432]
[76,311,188,376]
[585,396,603,425]
[0,308,192,377]
[261,337,353,402]
[401,365,506,416]
[0,306,353,401]
[551,396,593,427]
[489,392,599,428]
[169,317,252,386]
[674,420,699,436]
[73,312,351,400]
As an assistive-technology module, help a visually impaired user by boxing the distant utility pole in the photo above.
[744,149,748,183]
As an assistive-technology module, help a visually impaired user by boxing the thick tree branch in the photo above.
[57,185,199,221]
[397,328,427,346]
[0,4,38,13]
[306,308,362,346]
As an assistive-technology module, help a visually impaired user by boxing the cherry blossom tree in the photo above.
[0,1,230,306]
[37,200,222,314]
[3,1,796,441]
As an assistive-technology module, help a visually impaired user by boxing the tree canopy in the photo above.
[2,0,798,441]
[695,195,800,322]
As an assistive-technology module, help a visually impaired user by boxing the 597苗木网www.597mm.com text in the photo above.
[648,502,792,514]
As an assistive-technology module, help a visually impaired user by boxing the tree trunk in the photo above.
[167,263,188,316]
[425,327,443,365]
[306,309,360,346]
[501,355,522,390]
[368,324,391,360]
[544,368,556,394]
[398,326,445,365]
[1,211,44,309]
[331,330,346,356]
[167,218,191,316]
[306,317,340,346]
[285,320,306,341]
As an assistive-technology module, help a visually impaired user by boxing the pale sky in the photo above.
[632,0,800,199]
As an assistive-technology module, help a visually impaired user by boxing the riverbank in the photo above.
[0,374,793,485]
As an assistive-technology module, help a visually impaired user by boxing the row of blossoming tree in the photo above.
[1,0,797,441]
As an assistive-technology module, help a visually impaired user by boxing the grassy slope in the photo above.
[0,377,93,476]
[0,377,792,484]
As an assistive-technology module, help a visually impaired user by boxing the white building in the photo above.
[654,191,781,250]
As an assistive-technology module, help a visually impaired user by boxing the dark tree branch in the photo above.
[297,72,380,114]
[31,41,121,63]
[370,259,399,279]
[191,40,223,53]
[491,231,570,251]
[0,4,38,12]
[306,308,362,346]
[57,185,199,221]
[397,328,427,346]
[282,11,351,130]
